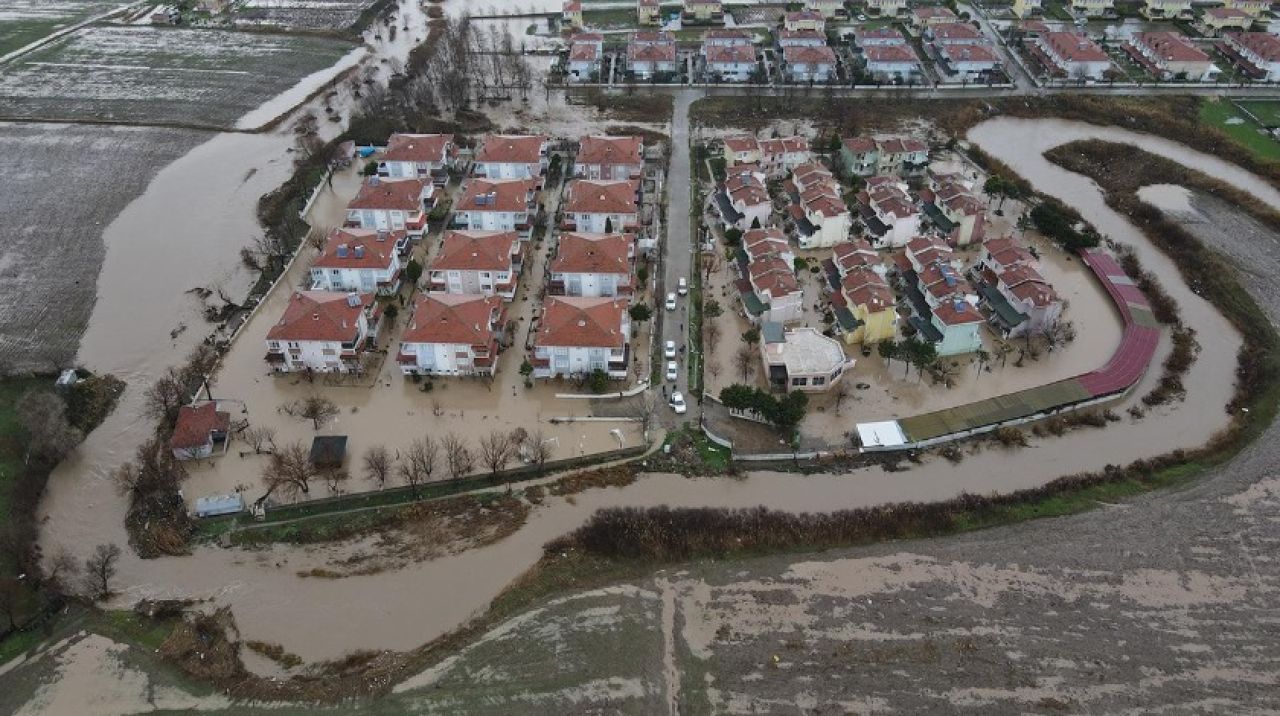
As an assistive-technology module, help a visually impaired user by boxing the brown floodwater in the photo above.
[31,71,1271,668]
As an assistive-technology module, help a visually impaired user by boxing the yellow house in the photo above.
[866,0,908,16]
[1226,0,1269,16]
[839,267,897,344]
[1142,0,1193,19]
[1070,0,1114,16]
[684,0,722,21]
[807,0,845,18]
[1012,0,1043,16]
[563,0,583,29]
[638,0,660,25]
[1203,6,1254,32]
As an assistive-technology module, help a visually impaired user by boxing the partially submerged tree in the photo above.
[442,433,474,480]
[478,430,516,479]
[400,436,439,497]
[242,426,277,455]
[734,345,756,382]
[362,444,394,489]
[260,441,316,502]
[286,395,340,430]
[83,543,122,602]
[524,429,554,473]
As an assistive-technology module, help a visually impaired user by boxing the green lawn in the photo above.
[1199,100,1280,162]
[1232,99,1280,127]
[582,8,640,29]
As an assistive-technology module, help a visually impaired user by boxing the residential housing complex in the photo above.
[473,134,550,180]
[452,178,540,237]
[310,228,404,296]
[398,293,507,376]
[787,162,853,249]
[562,179,641,233]
[1030,31,1112,79]
[427,230,526,301]
[840,135,929,178]
[760,324,850,392]
[378,133,456,183]
[575,135,644,181]
[1125,31,1218,81]
[531,296,633,379]
[735,228,803,324]
[265,291,381,374]
[548,232,635,297]
[345,177,433,236]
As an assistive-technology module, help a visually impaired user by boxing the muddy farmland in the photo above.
[0,25,360,128]
[0,122,205,372]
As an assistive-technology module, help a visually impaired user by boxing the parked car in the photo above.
[677,277,688,295]
[669,391,687,414]
[664,340,677,359]
[665,292,677,311]
[666,361,678,381]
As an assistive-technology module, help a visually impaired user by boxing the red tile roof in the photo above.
[785,10,823,21]
[999,264,1059,307]
[865,44,919,62]
[570,42,601,61]
[931,22,982,40]
[171,403,230,450]
[723,135,759,154]
[267,291,372,343]
[551,232,632,274]
[402,293,504,347]
[313,228,401,270]
[537,296,629,348]
[475,134,548,165]
[933,298,984,325]
[431,230,520,272]
[833,239,877,271]
[919,261,973,300]
[348,177,427,211]
[706,44,757,63]
[628,42,677,62]
[564,179,639,215]
[939,42,1001,64]
[705,28,751,40]
[1231,32,1280,62]
[384,134,453,164]
[842,136,877,153]
[842,266,894,311]
[983,237,1035,267]
[749,255,800,297]
[632,30,675,43]
[725,170,770,206]
[878,136,928,154]
[783,44,838,64]
[577,135,643,167]
[458,178,537,213]
[913,6,957,19]
[758,136,809,155]
[1133,31,1209,63]
[1205,7,1249,18]
[855,27,905,42]
[1042,31,1109,63]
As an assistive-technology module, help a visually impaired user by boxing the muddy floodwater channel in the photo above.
[25,55,1276,673]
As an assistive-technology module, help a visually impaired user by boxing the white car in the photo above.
[666,361,678,382]
[665,292,677,311]
[669,391,687,414]
[664,340,677,359]
[677,277,688,295]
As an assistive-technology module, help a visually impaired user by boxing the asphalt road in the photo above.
[657,90,699,424]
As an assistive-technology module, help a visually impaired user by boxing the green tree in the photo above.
[636,265,649,285]
[520,359,534,378]
[741,327,760,345]
[629,303,652,322]
[403,258,423,284]
[724,228,743,245]
[588,368,609,394]
[704,300,723,319]
[878,338,899,372]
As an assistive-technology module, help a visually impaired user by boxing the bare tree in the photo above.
[442,433,474,480]
[15,390,83,464]
[478,430,516,479]
[260,441,316,502]
[734,345,757,382]
[83,543,122,601]
[0,578,21,631]
[627,392,659,438]
[524,429,554,473]
[400,436,439,497]
[143,368,188,428]
[362,444,394,489]
[832,380,852,416]
[289,395,339,430]
[45,546,80,596]
[242,426,276,455]
[707,361,722,382]
[321,468,351,495]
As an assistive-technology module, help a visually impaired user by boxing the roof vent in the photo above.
[336,244,349,258]
[354,245,365,259]
[347,293,361,307]
[376,230,388,241]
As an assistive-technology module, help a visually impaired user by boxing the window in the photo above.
[322,348,336,356]
[268,341,280,349]
[812,376,825,386]
[791,377,808,387]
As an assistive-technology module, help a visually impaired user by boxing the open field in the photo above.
[1198,98,1280,162]
[0,122,205,372]
[0,0,117,57]
[233,0,381,31]
[0,25,358,128]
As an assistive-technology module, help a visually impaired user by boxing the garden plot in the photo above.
[0,25,358,128]
[233,0,378,31]
[0,122,204,373]
[0,0,117,57]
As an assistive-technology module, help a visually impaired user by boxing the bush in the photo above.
[629,304,652,322]
[1029,201,1100,251]
[588,369,609,394]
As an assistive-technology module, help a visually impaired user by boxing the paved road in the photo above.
[657,90,699,425]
